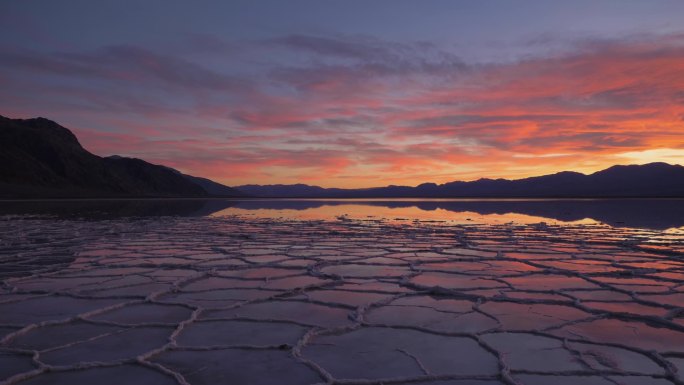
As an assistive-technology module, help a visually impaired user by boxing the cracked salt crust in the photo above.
[0,216,683,385]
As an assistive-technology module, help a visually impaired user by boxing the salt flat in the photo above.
[1,215,683,385]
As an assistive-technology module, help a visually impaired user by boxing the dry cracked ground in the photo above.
[1,216,683,385]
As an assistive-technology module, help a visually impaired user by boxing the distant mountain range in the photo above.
[2,115,683,199]
[237,163,684,198]
[0,115,243,198]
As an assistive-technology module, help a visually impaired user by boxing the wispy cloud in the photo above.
[2,32,684,187]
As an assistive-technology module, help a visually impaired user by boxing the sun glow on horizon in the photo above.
[616,148,684,166]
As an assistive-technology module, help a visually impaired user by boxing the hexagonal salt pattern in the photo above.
[0,216,682,384]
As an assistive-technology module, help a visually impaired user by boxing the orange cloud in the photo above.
[2,34,683,187]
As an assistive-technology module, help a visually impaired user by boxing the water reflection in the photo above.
[1,198,683,230]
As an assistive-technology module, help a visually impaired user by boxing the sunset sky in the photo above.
[1,0,683,188]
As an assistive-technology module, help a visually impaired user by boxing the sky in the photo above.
[1,1,684,188]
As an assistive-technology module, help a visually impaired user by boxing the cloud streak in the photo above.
[2,32,683,187]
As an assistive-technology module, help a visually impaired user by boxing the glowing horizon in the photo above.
[2,1,683,188]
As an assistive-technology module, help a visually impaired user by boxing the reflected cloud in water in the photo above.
[2,198,683,231]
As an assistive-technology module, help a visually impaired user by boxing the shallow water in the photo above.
[2,198,684,230]
[0,200,683,384]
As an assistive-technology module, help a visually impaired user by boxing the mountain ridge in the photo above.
[236,162,684,198]
[0,115,243,198]
[2,115,683,199]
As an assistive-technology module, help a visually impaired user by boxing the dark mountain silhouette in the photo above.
[3,115,682,199]
[237,183,331,197]
[0,115,242,198]
[177,174,244,197]
[236,163,684,198]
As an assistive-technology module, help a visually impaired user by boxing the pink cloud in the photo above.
[2,34,684,187]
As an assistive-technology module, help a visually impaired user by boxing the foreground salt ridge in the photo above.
[0,216,682,385]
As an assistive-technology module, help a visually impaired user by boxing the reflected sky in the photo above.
[1,198,683,231]
[209,201,598,226]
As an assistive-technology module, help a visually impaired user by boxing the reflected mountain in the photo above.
[227,199,684,230]
[1,198,683,230]
[0,199,239,219]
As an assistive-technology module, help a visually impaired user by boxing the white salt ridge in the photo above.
[0,216,682,384]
